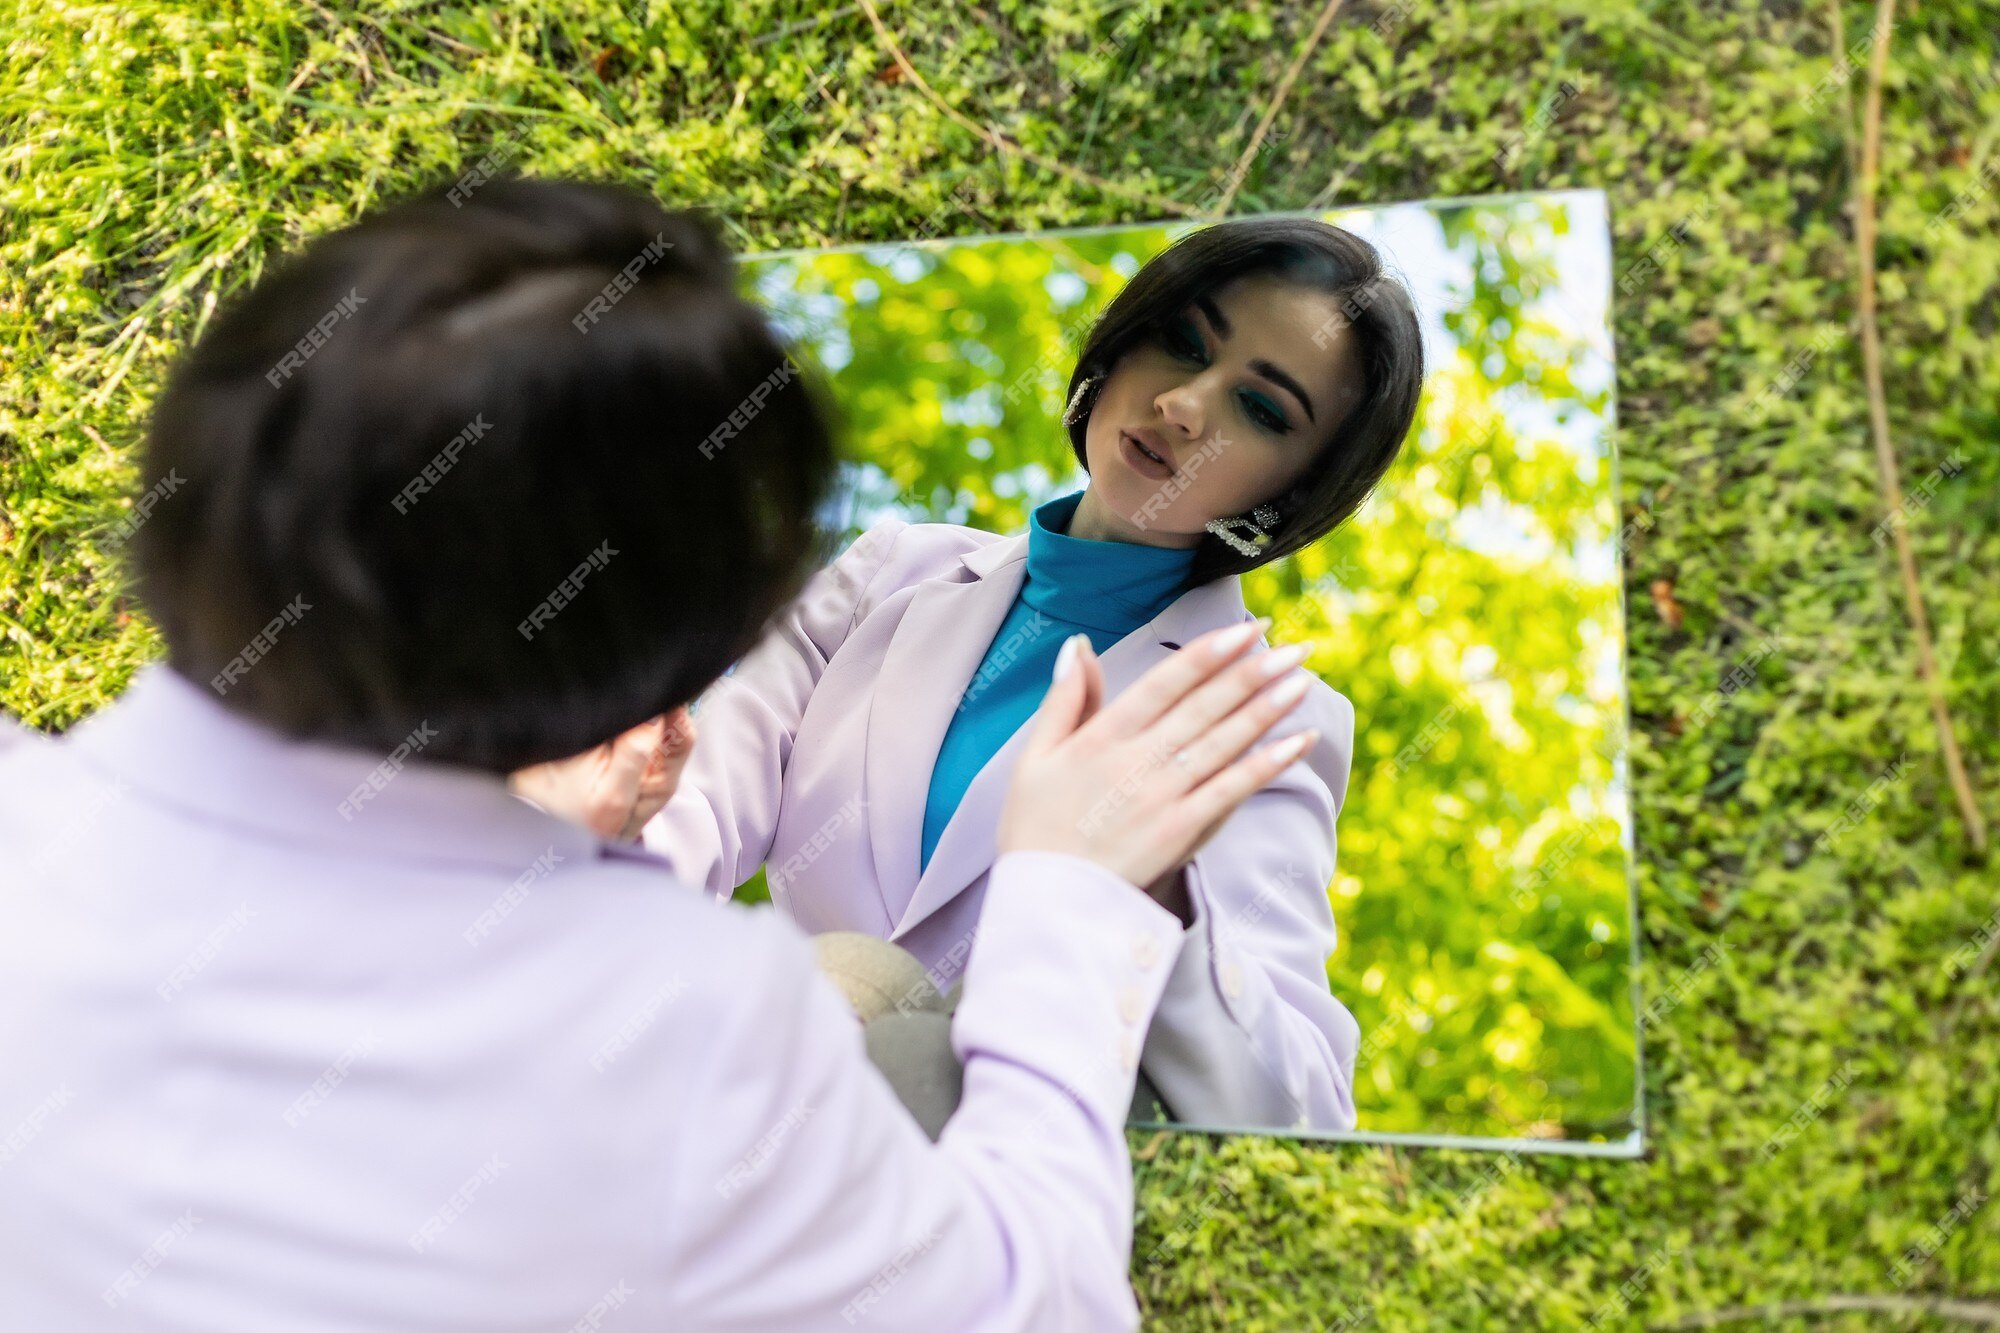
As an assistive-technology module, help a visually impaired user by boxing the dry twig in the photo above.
[1845,0,1987,851]
[850,0,1198,218]
[1210,0,1348,219]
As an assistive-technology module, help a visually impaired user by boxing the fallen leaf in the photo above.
[1650,578,1683,630]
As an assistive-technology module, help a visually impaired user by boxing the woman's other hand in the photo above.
[508,706,696,841]
[996,625,1317,891]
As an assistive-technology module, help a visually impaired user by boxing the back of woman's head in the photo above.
[133,177,837,771]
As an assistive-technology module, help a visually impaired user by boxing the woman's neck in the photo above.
[1066,487,1205,550]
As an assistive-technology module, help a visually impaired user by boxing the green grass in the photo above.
[4,0,1997,1327]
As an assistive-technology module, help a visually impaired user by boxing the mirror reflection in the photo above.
[664,190,1637,1151]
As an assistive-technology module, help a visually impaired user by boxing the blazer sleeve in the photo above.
[664,850,1188,1332]
[1138,681,1363,1133]
[640,516,907,899]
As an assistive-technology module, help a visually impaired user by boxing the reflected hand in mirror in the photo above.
[509,706,695,841]
[997,623,1318,895]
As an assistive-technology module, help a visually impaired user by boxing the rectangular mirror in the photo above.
[736,188,1641,1156]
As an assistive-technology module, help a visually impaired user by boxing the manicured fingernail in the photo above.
[1258,642,1311,676]
[1054,633,1086,681]
[1276,728,1319,761]
[1265,674,1311,708]
[1212,622,1261,658]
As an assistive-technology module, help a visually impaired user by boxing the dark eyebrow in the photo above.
[1192,295,1318,425]
[1250,359,1317,425]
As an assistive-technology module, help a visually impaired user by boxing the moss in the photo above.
[2,1,1994,1326]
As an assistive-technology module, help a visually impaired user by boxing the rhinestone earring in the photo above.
[1206,503,1282,557]
[1062,373,1103,428]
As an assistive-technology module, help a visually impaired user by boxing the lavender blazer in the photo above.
[644,514,1363,1132]
[1,666,1193,1330]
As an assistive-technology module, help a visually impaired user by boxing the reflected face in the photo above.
[1075,273,1366,547]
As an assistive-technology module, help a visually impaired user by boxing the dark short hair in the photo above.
[132,176,838,771]
[1063,216,1426,587]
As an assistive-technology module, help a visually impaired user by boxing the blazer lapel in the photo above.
[886,565,1256,943]
[862,534,1030,917]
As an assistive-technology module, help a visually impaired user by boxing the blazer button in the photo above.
[1118,985,1145,1026]
[1219,957,1244,1000]
[1119,1032,1141,1072]
[1133,932,1162,969]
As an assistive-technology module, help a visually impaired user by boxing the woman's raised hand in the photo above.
[508,706,696,841]
[995,624,1318,890]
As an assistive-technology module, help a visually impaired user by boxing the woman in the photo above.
[523,216,1426,1132]
[4,176,1329,1329]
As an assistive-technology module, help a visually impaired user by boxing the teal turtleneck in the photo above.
[919,489,1200,873]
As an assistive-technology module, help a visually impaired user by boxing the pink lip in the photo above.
[1120,430,1176,479]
